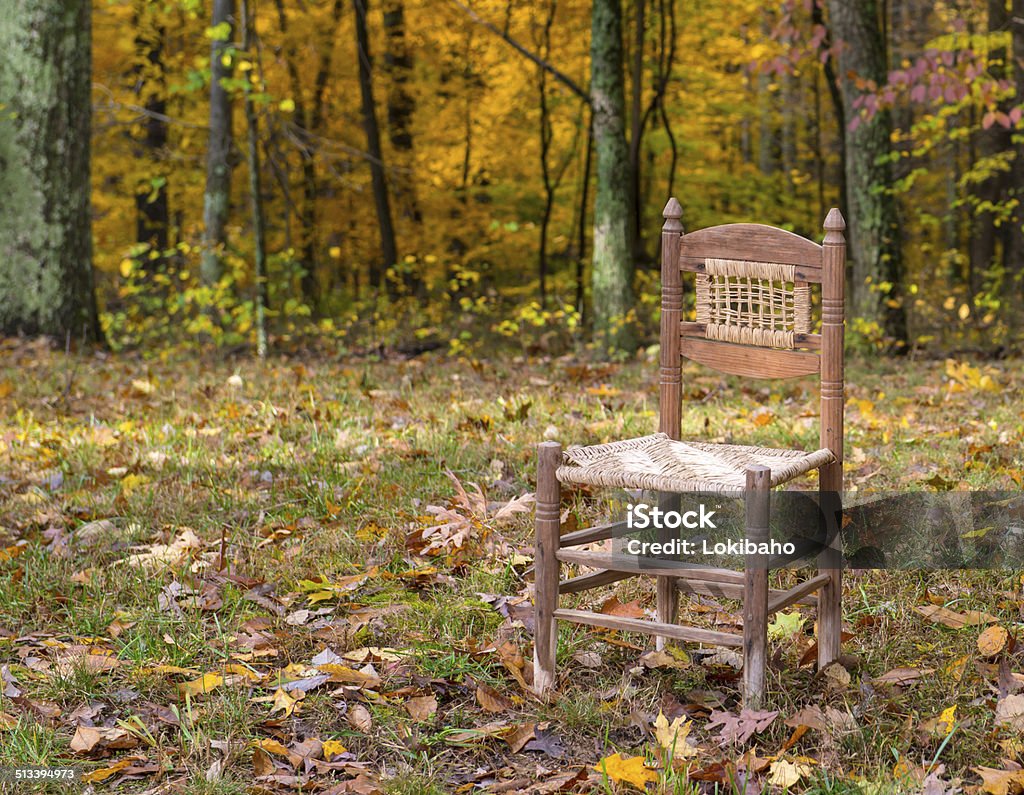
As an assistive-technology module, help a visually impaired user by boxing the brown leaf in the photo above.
[872,667,934,686]
[476,684,513,713]
[916,604,999,629]
[707,708,778,746]
[503,722,537,753]
[784,705,827,731]
[975,766,1024,795]
[69,725,138,754]
[995,694,1024,732]
[347,704,372,732]
[599,596,645,619]
[405,694,437,721]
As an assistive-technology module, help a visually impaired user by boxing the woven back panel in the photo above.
[695,258,811,349]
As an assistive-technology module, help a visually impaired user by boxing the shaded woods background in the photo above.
[2,0,1023,356]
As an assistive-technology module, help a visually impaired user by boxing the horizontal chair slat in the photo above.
[559,520,626,548]
[766,572,831,614]
[678,223,824,276]
[556,548,745,585]
[680,337,820,379]
[680,322,822,350]
[559,569,631,594]
[553,608,743,647]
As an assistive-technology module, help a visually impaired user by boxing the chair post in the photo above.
[818,208,846,670]
[656,198,685,645]
[743,465,771,706]
[533,441,562,696]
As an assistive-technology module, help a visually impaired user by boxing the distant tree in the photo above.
[0,0,101,342]
[591,0,636,349]
[826,0,908,344]
[200,0,235,287]
[354,0,399,295]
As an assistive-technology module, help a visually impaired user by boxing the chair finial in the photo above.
[663,198,683,232]
[824,207,845,232]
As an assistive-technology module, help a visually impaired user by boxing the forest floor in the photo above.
[1,337,1023,794]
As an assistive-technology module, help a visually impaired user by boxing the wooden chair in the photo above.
[532,200,846,705]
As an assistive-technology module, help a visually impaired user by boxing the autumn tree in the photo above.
[826,0,907,344]
[0,0,101,342]
[200,0,236,287]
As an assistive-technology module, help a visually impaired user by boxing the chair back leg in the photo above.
[743,466,771,705]
[533,441,562,696]
[655,491,680,649]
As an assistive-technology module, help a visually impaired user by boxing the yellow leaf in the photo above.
[268,687,302,717]
[594,753,660,790]
[978,626,1009,657]
[653,712,699,760]
[82,759,133,783]
[975,767,1024,795]
[119,259,135,279]
[279,98,296,112]
[769,759,812,788]
[936,705,956,735]
[253,738,290,757]
[329,246,341,258]
[177,672,223,698]
[958,303,970,320]
[120,473,150,497]
[323,739,348,758]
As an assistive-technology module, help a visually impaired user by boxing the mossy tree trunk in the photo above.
[591,0,636,351]
[0,0,100,342]
[200,0,235,286]
[827,0,907,345]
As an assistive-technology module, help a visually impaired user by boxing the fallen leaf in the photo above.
[639,649,688,669]
[599,596,645,619]
[573,651,602,668]
[504,722,537,753]
[975,766,1024,795]
[916,604,999,629]
[653,711,699,759]
[177,672,224,698]
[708,708,779,746]
[476,684,513,713]
[996,694,1024,731]
[872,667,934,686]
[347,704,372,732]
[979,626,1010,657]
[594,753,659,789]
[405,694,437,721]
[323,739,348,759]
[342,647,402,664]
[784,705,827,731]
[69,725,138,754]
[767,611,805,640]
[81,758,135,783]
[769,759,813,788]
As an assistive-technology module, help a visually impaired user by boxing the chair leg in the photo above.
[533,441,562,697]
[655,490,679,650]
[817,480,843,669]
[743,466,770,706]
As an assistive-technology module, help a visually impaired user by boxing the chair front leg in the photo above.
[533,441,562,697]
[743,466,770,706]
[655,490,680,650]
[817,467,843,669]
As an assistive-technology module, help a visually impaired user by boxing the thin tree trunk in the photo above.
[1007,0,1024,319]
[576,111,594,321]
[590,0,635,350]
[200,0,235,287]
[0,0,100,342]
[628,0,645,263]
[133,1,170,269]
[813,1,848,225]
[537,0,559,307]
[353,0,398,295]
[827,0,907,343]
[242,0,267,357]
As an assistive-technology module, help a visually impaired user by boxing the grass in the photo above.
[0,340,1022,792]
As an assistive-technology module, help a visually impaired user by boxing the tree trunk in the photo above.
[0,0,101,342]
[1007,0,1024,318]
[241,0,267,357]
[826,0,907,344]
[969,0,1010,297]
[628,0,645,264]
[590,0,636,350]
[353,0,399,295]
[813,1,848,227]
[133,1,170,268]
[200,0,235,286]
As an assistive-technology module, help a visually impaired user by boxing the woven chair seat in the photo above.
[556,432,835,493]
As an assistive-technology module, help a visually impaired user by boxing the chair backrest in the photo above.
[657,199,845,478]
